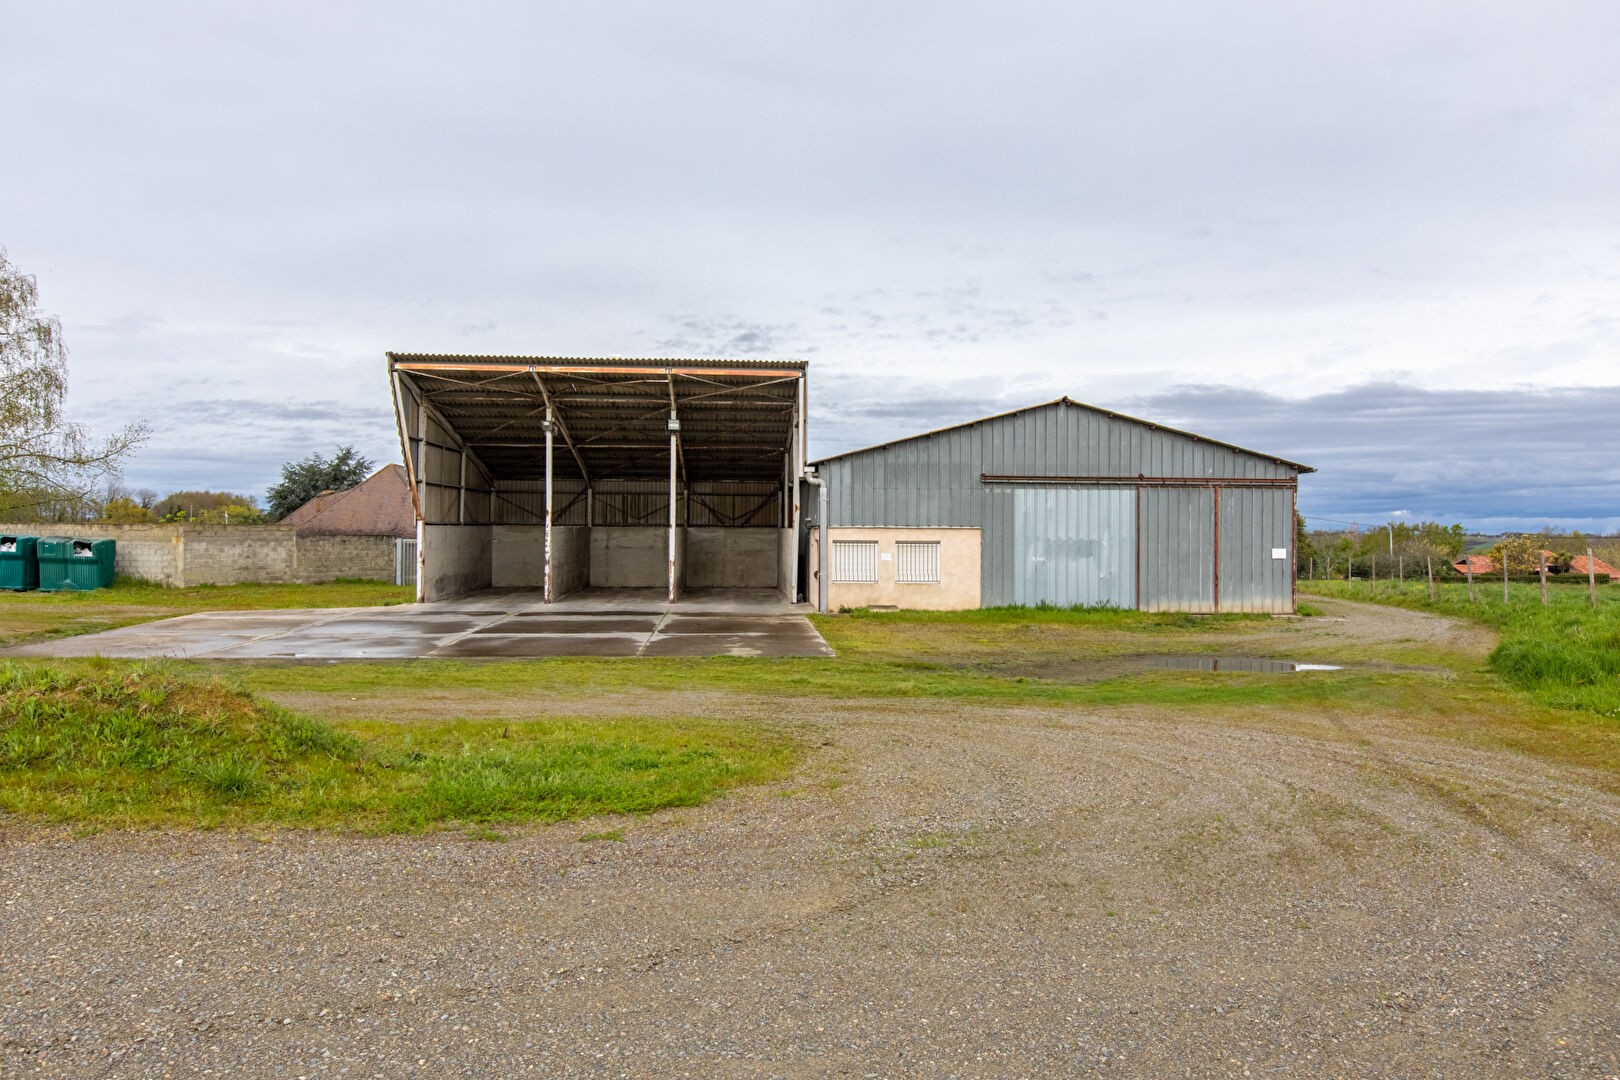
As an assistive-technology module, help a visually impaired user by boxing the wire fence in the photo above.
[1301,543,1613,608]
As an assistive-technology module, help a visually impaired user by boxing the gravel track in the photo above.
[4,600,1618,1078]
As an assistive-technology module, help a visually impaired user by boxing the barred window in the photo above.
[831,540,879,583]
[895,541,941,583]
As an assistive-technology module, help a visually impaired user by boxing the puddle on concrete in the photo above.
[1144,656,1344,674]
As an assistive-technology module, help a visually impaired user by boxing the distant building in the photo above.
[280,464,416,538]
[1452,550,1619,579]
[1569,553,1620,580]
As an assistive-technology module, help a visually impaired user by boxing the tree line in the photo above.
[2,246,374,527]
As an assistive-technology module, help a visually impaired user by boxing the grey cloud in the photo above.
[1119,383,1620,532]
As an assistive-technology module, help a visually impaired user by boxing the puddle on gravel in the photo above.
[1144,655,1344,673]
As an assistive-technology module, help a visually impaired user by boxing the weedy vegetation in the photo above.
[1304,580,1620,719]
[0,661,797,831]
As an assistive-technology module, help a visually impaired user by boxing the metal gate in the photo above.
[395,538,418,587]
[1012,487,1135,608]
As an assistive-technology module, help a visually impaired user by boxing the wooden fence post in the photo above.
[1590,545,1599,610]
[1427,555,1436,602]
[1539,551,1549,605]
[1466,559,1475,603]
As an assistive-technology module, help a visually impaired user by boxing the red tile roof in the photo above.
[1453,551,1619,579]
[1570,554,1620,579]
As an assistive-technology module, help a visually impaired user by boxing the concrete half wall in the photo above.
[590,528,668,588]
[549,526,591,597]
[420,524,492,602]
[685,528,780,589]
[492,525,545,588]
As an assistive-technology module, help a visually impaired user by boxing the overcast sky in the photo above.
[5,2,1617,532]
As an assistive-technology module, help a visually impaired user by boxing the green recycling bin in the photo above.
[0,535,39,591]
[36,536,116,592]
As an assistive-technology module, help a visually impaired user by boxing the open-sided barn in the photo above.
[389,354,807,603]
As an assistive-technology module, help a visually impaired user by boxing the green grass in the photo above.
[1304,580,1620,718]
[8,594,1618,833]
[0,578,414,649]
[0,661,797,831]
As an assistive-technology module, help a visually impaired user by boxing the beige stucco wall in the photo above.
[810,527,982,610]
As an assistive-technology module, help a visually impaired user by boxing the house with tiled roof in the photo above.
[280,464,416,538]
[1452,550,1619,579]
[1568,553,1620,580]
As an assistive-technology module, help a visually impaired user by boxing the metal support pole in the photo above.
[802,470,829,613]
[668,427,678,603]
[544,409,554,604]
[458,449,466,525]
[415,399,427,522]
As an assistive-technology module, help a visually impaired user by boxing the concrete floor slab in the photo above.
[472,616,663,635]
[3,588,831,660]
[431,634,648,658]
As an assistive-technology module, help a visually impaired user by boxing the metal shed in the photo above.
[807,398,1313,613]
[389,355,808,603]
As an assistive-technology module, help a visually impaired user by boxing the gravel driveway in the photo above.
[4,601,1618,1078]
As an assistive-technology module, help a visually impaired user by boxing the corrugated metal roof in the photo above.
[812,397,1315,474]
[387,354,805,484]
[387,353,806,372]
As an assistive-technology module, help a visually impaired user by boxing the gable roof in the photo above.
[811,397,1314,473]
[280,464,416,537]
[1571,553,1619,579]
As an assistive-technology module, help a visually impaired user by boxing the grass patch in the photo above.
[1305,581,1620,719]
[0,661,797,830]
[0,578,413,649]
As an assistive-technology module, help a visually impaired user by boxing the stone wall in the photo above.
[0,523,399,587]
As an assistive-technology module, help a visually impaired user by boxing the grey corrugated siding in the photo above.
[821,400,1300,609]
[1141,487,1215,611]
[1218,487,1295,613]
[1012,487,1134,606]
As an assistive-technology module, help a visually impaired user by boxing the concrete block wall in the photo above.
[0,523,399,587]
[295,536,398,583]
[179,528,297,584]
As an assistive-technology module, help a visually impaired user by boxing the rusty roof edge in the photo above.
[811,396,1316,474]
[387,352,806,370]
